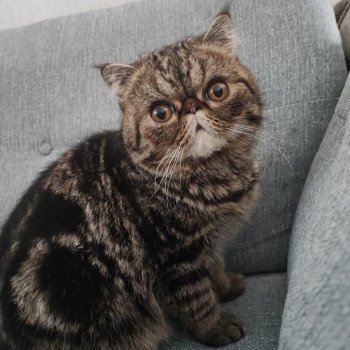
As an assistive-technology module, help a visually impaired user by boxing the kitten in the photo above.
[0,13,262,350]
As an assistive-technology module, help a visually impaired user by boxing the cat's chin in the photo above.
[188,129,227,159]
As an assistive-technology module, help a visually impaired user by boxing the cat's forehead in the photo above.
[150,42,202,98]
[132,40,229,103]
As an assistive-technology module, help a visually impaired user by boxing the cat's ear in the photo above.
[99,63,135,92]
[203,13,235,52]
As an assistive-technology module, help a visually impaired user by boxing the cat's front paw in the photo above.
[200,311,245,347]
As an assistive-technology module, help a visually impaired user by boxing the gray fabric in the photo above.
[0,0,144,30]
[161,273,287,350]
[278,75,350,350]
[0,0,347,275]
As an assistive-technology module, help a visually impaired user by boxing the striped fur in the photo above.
[0,13,262,349]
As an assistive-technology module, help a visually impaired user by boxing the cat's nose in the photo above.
[182,97,201,115]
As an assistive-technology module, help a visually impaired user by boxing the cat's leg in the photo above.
[162,265,244,347]
[205,253,246,302]
[2,237,167,350]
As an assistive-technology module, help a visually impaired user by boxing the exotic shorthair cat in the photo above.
[0,13,262,350]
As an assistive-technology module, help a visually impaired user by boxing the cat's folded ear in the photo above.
[99,63,135,94]
[203,13,235,52]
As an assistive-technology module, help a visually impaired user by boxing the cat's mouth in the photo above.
[185,114,227,159]
[194,112,210,134]
[196,124,204,133]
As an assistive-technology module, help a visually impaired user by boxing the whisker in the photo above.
[225,125,294,170]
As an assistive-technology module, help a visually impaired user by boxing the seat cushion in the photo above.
[161,273,287,350]
[0,0,347,274]
[278,76,350,349]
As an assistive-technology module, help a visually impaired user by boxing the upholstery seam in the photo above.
[265,96,340,112]
[333,111,349,120]
[244,270,287,277]
[231,227,292,251]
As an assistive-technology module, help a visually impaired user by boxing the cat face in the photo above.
[101,13,262,173]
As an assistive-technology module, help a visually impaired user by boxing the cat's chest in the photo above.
[154,170,255,218]
[149,211,218,271]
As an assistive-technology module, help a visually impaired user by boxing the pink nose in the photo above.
[183,97,201,115]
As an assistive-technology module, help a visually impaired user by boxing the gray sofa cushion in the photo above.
[0,0,347,274]
[278,75,350,350]
[162,273,287,350]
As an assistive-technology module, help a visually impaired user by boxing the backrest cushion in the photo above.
[0,0,347,273]
[279,72,350,350]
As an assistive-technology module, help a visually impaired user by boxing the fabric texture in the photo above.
[0,0,340,32]
[278,75,350,350]
[161,273,287,350]
[0,0,143,31]
[0,0,347,276]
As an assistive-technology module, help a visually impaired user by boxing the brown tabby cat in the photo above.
[0,13,262,350]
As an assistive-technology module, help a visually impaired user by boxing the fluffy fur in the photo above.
[0,13,262,349]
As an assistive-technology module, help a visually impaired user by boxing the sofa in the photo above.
[0,0,349,349]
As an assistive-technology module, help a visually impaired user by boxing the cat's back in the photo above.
[0,131,163,350]
[0,130,123,264]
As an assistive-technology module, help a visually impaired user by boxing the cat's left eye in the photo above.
[206,81,229,101]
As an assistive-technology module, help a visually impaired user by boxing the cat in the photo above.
[0,12,262,350]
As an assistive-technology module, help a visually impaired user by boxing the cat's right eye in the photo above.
[151,104,173,123]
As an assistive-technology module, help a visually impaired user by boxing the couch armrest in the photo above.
[278,75,350,350]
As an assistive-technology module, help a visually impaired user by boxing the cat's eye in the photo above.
[206,81,229,101]
[151,104,173,123]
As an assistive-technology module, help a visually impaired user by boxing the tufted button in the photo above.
[39,142,53,156]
